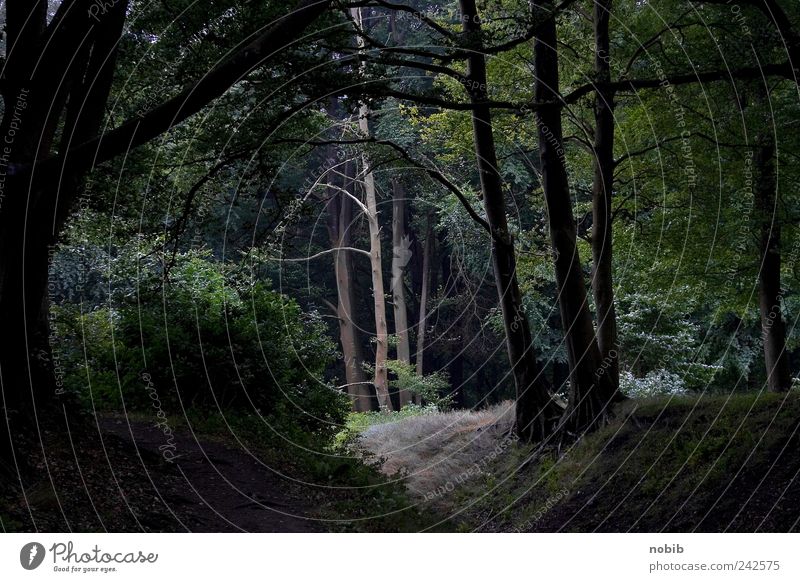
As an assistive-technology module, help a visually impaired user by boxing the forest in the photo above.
[0,0,799,534]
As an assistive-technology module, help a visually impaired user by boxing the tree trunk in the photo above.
[391,179,412,407]
[754,140,791,392]
[591,0,620,394]
[414,211,435,405]
[415,212,434,378]
[326,159,371,411]
[351,6,392,411]
[532,0,613,435]
[0,0,129,474]
[359,121,392,411]
[459,0,560,442]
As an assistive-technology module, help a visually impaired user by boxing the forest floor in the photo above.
[0,411,433,532]
[5,391,799,532]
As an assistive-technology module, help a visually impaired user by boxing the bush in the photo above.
[53,252,349,439]
[385,359,452,409]
[332,403,439,450]
[619,369,689,399]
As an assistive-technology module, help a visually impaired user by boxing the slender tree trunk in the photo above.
[459,0,560,442]
[754,140,791,392]
[391,179,413,407]
[359,125,392,411]
[415,212,434,378]
[351,6,392,411]
[326,159,371,411]
[414,211,435,405]
[591,0,620,395]
[532,0,613,435]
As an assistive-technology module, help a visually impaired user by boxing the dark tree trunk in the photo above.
[754,141,791,392]
[591,0,620,395]
[532,0,614,435]
[459,0,560,442]
[0,0,129,475]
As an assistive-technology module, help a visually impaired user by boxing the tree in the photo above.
[415,210,435,383]
[590,0,619,393]
[351,6,393,411]
[753,109,792,392]
[458,0,561,442]
[326,156,372,410]
[532,0,615,436]
[0,0,335,469]
[391,179,413,407]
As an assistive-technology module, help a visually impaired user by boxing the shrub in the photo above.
[332,403,439,450]
[385,359,452,409]
[619,369,688,398]
[53,252,349,439]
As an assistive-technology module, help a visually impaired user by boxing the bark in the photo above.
[352,7,392,411]
[391,179,412,407]
[459,0,560,442]
[415,212,434,380]
[359,114,392,411]
[591,0,620,394]
[327,159,371,411]
[754,141,791,392]
[532,0,613,435]
[0,0,129,474]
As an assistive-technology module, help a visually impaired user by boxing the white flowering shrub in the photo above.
[619,369,689,399]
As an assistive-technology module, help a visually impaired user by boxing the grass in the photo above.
[352,391,800,532]
[466,391,800,532]
[332,403,440,449]
[354,402,516,503]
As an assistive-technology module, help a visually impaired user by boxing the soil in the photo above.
[2,413,326,532]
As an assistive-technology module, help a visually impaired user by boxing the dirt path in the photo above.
[98,416,324,532]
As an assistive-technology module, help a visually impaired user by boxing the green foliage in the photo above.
[386,359,452,409]
[53,251,348,439]
[332,403,439,451]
